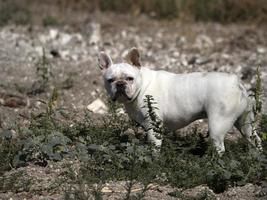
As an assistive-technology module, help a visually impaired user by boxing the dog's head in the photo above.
[98,47,142,103]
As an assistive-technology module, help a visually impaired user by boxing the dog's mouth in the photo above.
[112,92,132,102]
[112,97,132,102]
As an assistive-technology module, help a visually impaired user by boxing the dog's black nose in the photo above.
[116,81,125,88]
[116,81,126,93]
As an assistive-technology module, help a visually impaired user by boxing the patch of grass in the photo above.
[261,114,267,140]
[42,15,59,27]
[35,48,54,91]
[99,0,132,13]
[0,171,32,193]
[57,0,267,23]
[0,130,20,174]
[2,0,267,24]
[154,0,179,19]
[169,188,216,200]
[60,73,75,90]
[28,48,54,95]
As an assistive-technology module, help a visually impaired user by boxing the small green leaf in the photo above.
[223,171,232,179]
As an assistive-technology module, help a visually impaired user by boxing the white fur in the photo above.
[99,51,262,155]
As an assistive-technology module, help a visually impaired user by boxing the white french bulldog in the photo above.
[98,47,262,155]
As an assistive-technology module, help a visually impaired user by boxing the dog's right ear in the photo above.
[98,52,113,70]
[123,47,141,68]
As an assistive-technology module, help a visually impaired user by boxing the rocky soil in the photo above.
[0,13,267,199]
[0,159,265,200]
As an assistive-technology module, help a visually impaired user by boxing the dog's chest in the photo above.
[124,101,148,126]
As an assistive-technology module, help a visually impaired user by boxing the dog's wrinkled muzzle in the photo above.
[112,90,132,102]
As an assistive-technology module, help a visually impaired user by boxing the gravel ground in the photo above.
[0,159,265,200]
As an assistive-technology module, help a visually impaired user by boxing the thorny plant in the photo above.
[143,95,164,135]
[253,66,266,140]
[143,95,164,146]
[254,66,267,196]
[30,47,54,95]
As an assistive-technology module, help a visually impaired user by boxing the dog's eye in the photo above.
[126,77,134,81]
[107,78,114,83]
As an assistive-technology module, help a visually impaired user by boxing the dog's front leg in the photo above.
[147,129,162,148]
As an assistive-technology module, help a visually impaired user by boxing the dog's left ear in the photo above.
[98,52,113,70]
[123,47,141,68]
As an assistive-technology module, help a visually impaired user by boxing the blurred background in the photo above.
[1,0,267,25]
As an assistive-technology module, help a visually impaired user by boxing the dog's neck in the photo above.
[123,68,156,126]
[124,67,155,111]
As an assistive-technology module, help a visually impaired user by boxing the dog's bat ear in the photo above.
[123,47,141,68]
[98,52,113,70]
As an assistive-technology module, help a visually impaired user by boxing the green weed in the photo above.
[0,1,31,26]
[29,48,54,95]
[0,171,32,193]
[68,0,267,22]
[42,15,59,27]
[169,188,216,200]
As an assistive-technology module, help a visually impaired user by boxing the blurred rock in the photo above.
[3,97,27,108]
[194,34,213,49]
[176,36,187,46]
[257,46,266,54]
[59,33,72,45]
[60,50,70,60]
[50,49,60,58]
[0,92,27,108]
[116,108,125,114]
[49,29,59,40]
[188,56,197,65]
[35,46,43,56]
[195,57,212,65]
[182,185,215,199]
[87,98,107,114]
[241,67,255,80]
[88,22,101,45]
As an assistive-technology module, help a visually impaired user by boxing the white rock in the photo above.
[59,33,72,45]
[172,51,180,57]
[180,54,188,66]
[176,36,187,45]
[222,53,230,59]
[121,30,127,38]
[0,98,4,105]
[74,33,83,42]
[35,46,43,56]
[87,99,107,114]
[194,34,213,49]
[216,37,224,43]
[89,22,101,45]
[61,50,70,60]
[49,29,59,40]
[234,65,242,74]
[91,91,96,96]
[71,54,78,61]
[39,34,49,43]
[257,46,266,54]
[116,108,126,114]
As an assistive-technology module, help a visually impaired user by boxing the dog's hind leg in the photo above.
[208,116,236,156]
[234,109,262,151]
